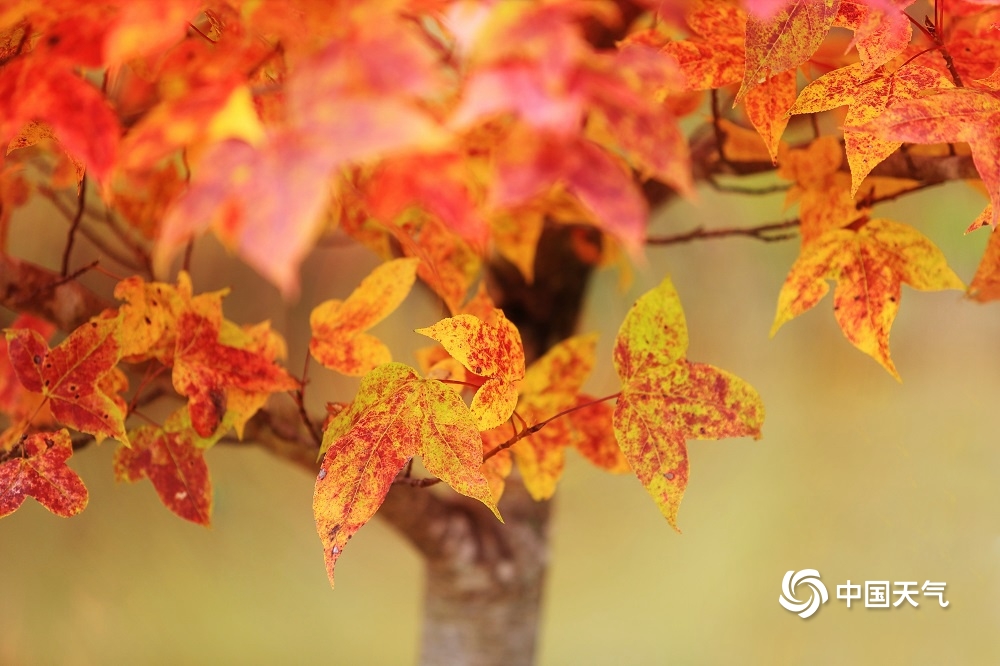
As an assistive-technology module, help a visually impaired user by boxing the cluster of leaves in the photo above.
[1,273,296,523]
[1,0,998,587]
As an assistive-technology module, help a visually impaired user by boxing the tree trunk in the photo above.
[378,224,595,664]
[418,481,551,665]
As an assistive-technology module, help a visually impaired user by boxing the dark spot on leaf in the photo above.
[44,380,50,387]
[91,322,97,328]
[144,316,152,325]
[853,295,860,301]
[889,296,896,303]
[32,355,41,364]
[46,34,60,47]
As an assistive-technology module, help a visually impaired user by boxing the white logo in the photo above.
[779,569,829,618]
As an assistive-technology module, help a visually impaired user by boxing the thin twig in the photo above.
[61,173,87,276]
[40,186,143,270]
[646,219,801,246]
[482,392,621,463]
[40,260,99,293]
[706,175,790,196]
[292,354,322,448]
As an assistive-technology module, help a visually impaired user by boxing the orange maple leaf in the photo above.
[309,258,420,376]
[504,334,602,500]
[737,0,840,104]
[771,218,965,378]
[788,62,953,194]
[968,225,1000,302]
[662,0,746,90]
[662,0,794,162]
[492,128,649,256]
[859,89,1000,228]
[314,363,500,587]
[0,429,88,518]
[5,316,128,444]
[834,0,915,75]
[114,425,212,526]
[416,309,526,430]
[114,272,297,440]
[1,315,56,446]
[613,277,764,529]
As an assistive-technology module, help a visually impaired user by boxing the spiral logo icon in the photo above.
[779,569,829,618]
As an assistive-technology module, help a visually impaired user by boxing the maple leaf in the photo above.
[7,121,86,193]
[859,89,1000,228]
[492,128,649,256]
[0,60,120,180]
[969,225,1000,302]
[777,136,864,241]
[1,315,55,424]
[313,363,500,587]
[173,308,298,439]
[508,334,599,500]
[771,218,965,378]
[364,152,488,250]
[788,62,953,194]
[583,42,693,195]
[737,0,841,104]
[113,272,296,439]
[613,277,764,528]
[744,69,797,164]
[0,430,88,518]
[309,258,420,376]
[834,0,915,75]
[394,215,483,314]
[662,0,746,90]
[5,316,128,444]
[568,398,629,474]
[660,0,792,160]
[416,309,526,430]
[102,0,200,64]
[113,426,212,526]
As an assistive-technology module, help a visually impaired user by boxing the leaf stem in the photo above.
[292,354,322,448]
[482,392,621,463]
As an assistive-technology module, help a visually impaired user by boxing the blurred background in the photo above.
[1,177,998,664]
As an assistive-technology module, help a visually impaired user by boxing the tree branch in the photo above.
[646,219,801,245]
[0,254,111,331]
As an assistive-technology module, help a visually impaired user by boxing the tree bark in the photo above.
[417,482,551,666]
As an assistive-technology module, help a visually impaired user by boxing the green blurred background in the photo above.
[2,179,998,664]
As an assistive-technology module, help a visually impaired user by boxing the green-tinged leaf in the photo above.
[613,277,764,528]
[415,310,526,430]
[313,363,499,587]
